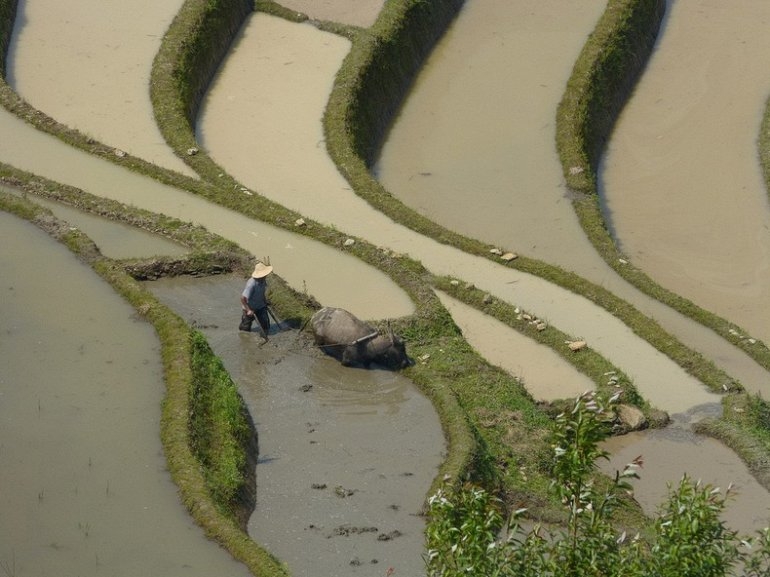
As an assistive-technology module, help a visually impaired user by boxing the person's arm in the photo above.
[241,293,254,316]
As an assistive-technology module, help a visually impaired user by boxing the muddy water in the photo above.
[13,189,189,259]
[372,0,770,398]
[596,1,770,533]
[0,212,252,576]
[2,2,431,573]
[196,11,726,415]
[371,0,770,532]
[196,13,355,228]
[601,422,770,535]
[7,0,197,178]
[375,0,609,281]
[436,291,595,402]
[0,106,412,320]
[277,0,385,28]
[600,0,770,345]
[6,0,770,565]
[194,5,770,534]
[146,274,445,577]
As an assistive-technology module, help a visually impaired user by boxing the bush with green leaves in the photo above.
[424,392,770,577]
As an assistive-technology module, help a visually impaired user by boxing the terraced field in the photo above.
[3,0,770,575]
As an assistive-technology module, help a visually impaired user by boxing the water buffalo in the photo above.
[309,307,411,369]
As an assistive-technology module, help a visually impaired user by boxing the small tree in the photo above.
[424,391,770,577]
[649,475,741,577]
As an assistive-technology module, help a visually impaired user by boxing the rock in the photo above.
[295,218,306,227]
[482,293,493,304]
[567,340,586,351]
[648,409,670,428]
[343,238,355,247]
[616,404,647,431]
[489,247,503,255]
[501,252,518,262]
[186,147,199,156]
[114,148,126,158]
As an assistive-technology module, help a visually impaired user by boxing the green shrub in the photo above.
[425,392,770,577]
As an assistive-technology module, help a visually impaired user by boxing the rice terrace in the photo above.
[3,0,770,576]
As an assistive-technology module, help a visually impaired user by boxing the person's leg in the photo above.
[255,307,271,339]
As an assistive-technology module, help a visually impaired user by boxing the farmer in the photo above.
[240,261,273,339]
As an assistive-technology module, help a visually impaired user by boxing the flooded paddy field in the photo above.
[0,212,253,576]
[3,0,770,574]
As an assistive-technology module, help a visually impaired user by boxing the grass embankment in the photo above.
[555,0,770,489]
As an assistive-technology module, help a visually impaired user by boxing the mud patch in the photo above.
[145,273,445,577]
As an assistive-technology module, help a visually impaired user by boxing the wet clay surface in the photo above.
[146,274,445,577]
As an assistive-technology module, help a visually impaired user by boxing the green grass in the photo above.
[189,331,252,517]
